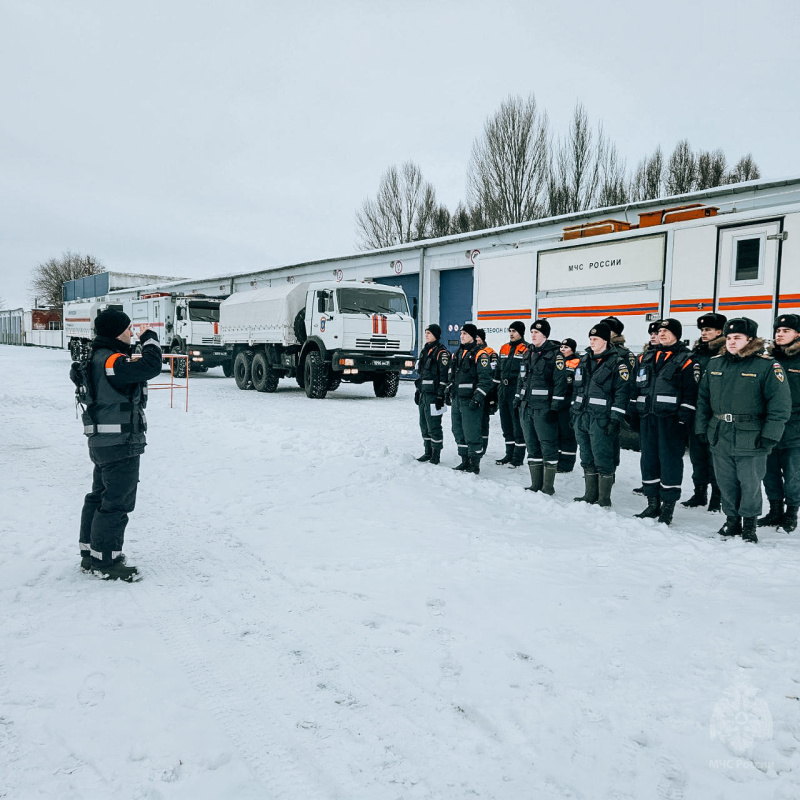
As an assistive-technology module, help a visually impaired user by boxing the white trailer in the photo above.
[476,200,800,354]
[221,280,416,398]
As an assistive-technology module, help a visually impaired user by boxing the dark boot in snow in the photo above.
[429,449,441,465]
[417,442,432,462]
[681,485,707,508]
[541,464,557,496]
[574,471,599,504]
[780,505,798,533]
[495,444,514,465]
[510,444,527,468]
[708,485,722,513]
[632,485,645,495]
[758,500,784,527]
[718,516,742,538]
[635,496,661,519]
[597,474,615,508]
[467,455,482,475]
[525,463,543,492]
[82,552,125,570]
[742,517,758,543]
[452,454,470,471]
[658,500,676,526]
[85,556,139,582]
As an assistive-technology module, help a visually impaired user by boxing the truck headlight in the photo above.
[404,359,415,367]
[339,358,355,366]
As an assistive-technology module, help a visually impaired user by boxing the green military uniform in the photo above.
[695,329,791,539]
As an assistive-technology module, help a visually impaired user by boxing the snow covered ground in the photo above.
[3,344,800,800]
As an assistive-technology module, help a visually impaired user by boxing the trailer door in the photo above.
[716,221,781,332]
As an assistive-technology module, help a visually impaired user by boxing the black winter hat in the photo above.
[601,316,624,335]
[697,312,727,331]
[589,322,612,344]
[461,323,478,340]
[724,317,758,338]
[426,323,442,340]
[560,337,577,352]
[509,320,526,337]
[530,318,551,337]
[94,308,131,339]
[657,317,683,340]
[774,314,800,334]
[476,328,487,341]
[648,321,660,335]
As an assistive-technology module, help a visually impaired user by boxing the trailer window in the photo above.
[734,238,762,283]
[337,288,408,316]
[187,302,220,322]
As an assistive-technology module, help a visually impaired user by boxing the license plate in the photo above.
[372,359,390,366]
[214,351,226,356]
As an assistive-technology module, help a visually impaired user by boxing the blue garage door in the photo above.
[439,268,474,349]
[374,272,419,356]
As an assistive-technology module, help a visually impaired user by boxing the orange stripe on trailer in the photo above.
[65,317,91,322]
[477,309,532,319]
[778,295,800,304]
[669,298,714,310]
[719,295,772,304]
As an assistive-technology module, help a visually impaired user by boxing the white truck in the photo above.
[221,280,416,398]
[64,292,231,376]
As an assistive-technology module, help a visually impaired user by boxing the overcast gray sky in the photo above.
[1,0,798,309]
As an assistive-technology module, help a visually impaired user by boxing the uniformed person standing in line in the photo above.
[759,314,800,532]
[73,308,163,581]
[495,321,528,467]
[475,328,500,458]
[557,338,580,473]
[695,317,791,543]
[571,322,631,508]
[632,318,698,525]
[632,321,662,497]
[449,323,494,474]
[601,316,638,372]
[514,319,569,495]
[682,313,727,511]
[414,323,450,465]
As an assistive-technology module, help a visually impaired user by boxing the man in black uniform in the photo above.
[514,319,569,495]
[475,329,500,458]
[74,308,163,580]
[414,323,450,465]
[571,322,631,507]
[495,321,528,467]
[695,317,791,543]
[760,314,800,532]
[632,318,698,525]
[682,313,727,511]
[449,323,494,474]
[601,316,638,372]
[557,338,580,473]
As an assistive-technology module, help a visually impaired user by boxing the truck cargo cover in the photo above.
[220,282,311,345]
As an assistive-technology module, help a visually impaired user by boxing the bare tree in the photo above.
[356,161,439,249]
[597,138,628,207]
[695,149,727,190]
[630,146,665,201]
[727,154,761,184]
[666,139,697,195]
[467,94,549,227]
[450,202,488,235]
[29,251,105,309]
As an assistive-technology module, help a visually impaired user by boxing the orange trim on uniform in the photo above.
[105,353,124,371]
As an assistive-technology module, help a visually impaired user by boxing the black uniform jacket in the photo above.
[416,341,450,398]
[570,346,631,425]
[515,339,569,412]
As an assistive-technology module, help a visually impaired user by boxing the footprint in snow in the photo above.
[426,598,445,616]
[77,672,105,707]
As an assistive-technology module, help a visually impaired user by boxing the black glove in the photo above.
[414,389,421,406]
[696,431,708,445]
[758,436,779,451]
[545,410,558,424]
[444,387,452,406]
[513,397,521,410]
[139,329,158,344]
[435,397,444,411]
[470,395,483,410]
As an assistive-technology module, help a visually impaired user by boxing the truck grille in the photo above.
[355,338,400,349]
[201,336,221,345]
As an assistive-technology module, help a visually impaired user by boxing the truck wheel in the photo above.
[303,352,328,398]
[172,341,187,378]
[327,374,341,392]
[373,372,400,398]
[252,352,280,392]
[69,340,81,360]
[222,360,234,378]
[293,308,307,344]
[234,350,254,390]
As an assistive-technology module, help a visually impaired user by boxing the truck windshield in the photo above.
[337,288,408,316]
[187,302,220,322]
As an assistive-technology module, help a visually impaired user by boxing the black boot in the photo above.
[597,474,615,508]
[452,453,470,471]
[681,485,707,508]
[429,449,441,465]
[742,517,758,543]
[718,516,742,537]
[541,464,557,496]
[658,500,676,525]
[635,496,661,519]
[85,556,139,582]
[574,471,599,503]
[525,463,543,492]
[632,485,645,495]
[758,500,784,527]
[467,455,482,475]
[495,444,514,465]
[509,444,526,468]
[780,506,798,533]
[708,485,722,513]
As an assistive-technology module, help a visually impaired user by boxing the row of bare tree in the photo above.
[356,94,761,250]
